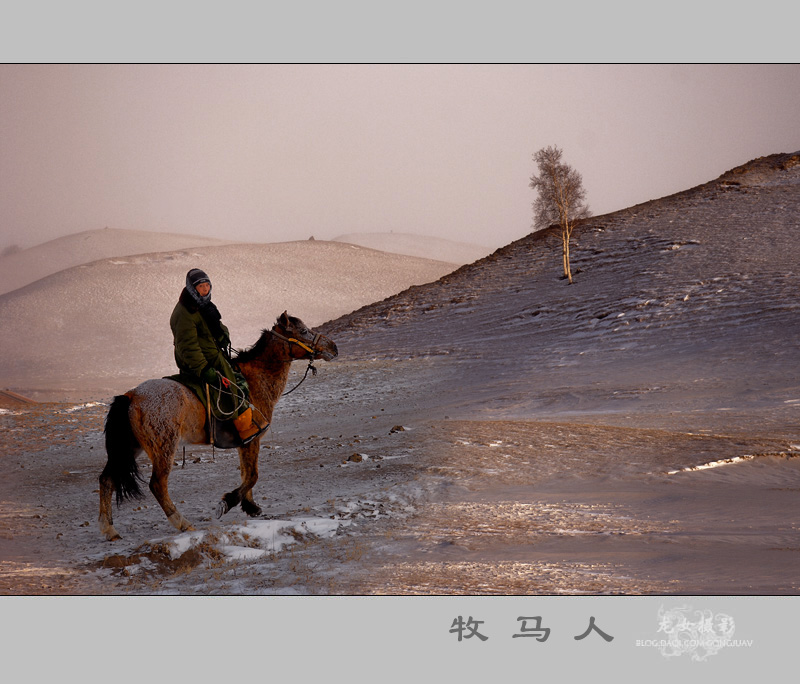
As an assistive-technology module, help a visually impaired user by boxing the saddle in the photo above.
[163,372,263,450]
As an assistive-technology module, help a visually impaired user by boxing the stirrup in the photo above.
[240,422,270,446]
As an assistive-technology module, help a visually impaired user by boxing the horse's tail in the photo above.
[100,394,145,504]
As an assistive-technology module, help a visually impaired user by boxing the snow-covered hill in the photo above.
[0,228,486,297]
[332,232,492,265]
[0,228,238,296]
[0,240,456,399]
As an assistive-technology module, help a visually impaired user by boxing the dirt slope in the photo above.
[320,151,800,424]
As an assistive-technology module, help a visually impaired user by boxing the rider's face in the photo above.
[196,282,211,297]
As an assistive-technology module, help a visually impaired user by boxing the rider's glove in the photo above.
[201,366,217,385]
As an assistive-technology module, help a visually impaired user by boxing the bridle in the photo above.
[270,327,323,359]
[270,327,322,395]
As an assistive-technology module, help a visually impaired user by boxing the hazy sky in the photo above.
[2,64,799,251]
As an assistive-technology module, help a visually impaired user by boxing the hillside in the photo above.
[321,151,800,427]
[0,228,238,296]
[0,240,456,399]
[332,231,492,265]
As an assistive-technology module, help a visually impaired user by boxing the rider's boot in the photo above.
[232,407,268,445]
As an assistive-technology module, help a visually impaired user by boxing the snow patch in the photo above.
[159,517,348,561]
[667,452,799,474]
[59,402,105,413]
[667,456,754,474]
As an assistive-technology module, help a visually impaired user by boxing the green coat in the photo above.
[169,291,248,419]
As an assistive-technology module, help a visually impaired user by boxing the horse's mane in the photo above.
[233,315,305,364]
[233,328,273,364]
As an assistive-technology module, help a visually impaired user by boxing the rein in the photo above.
[282,359,318,395]
[270,329,320,396]
[229,327,322,399]
[210,370,250,418]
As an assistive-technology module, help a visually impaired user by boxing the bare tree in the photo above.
[529,145,591,284]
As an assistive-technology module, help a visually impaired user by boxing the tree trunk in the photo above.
[562,225,573,284]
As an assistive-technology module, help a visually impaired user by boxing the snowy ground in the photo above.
[2,152,800,595]
[3,354,800,595]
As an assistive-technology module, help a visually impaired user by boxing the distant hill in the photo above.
[1,228,492,297]
[0,228,238,296]
[321,152,800,422]
[332,232,492,265]
[0,240,456,400]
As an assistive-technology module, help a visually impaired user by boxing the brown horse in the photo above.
[98,312,338,541]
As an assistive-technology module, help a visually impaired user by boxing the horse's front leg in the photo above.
[217,441,262,518]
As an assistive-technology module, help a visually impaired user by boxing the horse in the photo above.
[98,312,338,541]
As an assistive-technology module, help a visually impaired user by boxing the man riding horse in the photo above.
[170,268,266,445]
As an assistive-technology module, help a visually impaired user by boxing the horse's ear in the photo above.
[279,311,289,326]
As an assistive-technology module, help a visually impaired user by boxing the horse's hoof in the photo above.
[101,524,122,541]
[216,500,229,519]
[242,502,262,518]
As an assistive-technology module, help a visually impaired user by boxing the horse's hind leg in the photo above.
[148,448,195,533]
[98,393,144,541]
[98,474,121,541]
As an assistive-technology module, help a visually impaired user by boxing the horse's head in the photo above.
[273,311,338,362]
